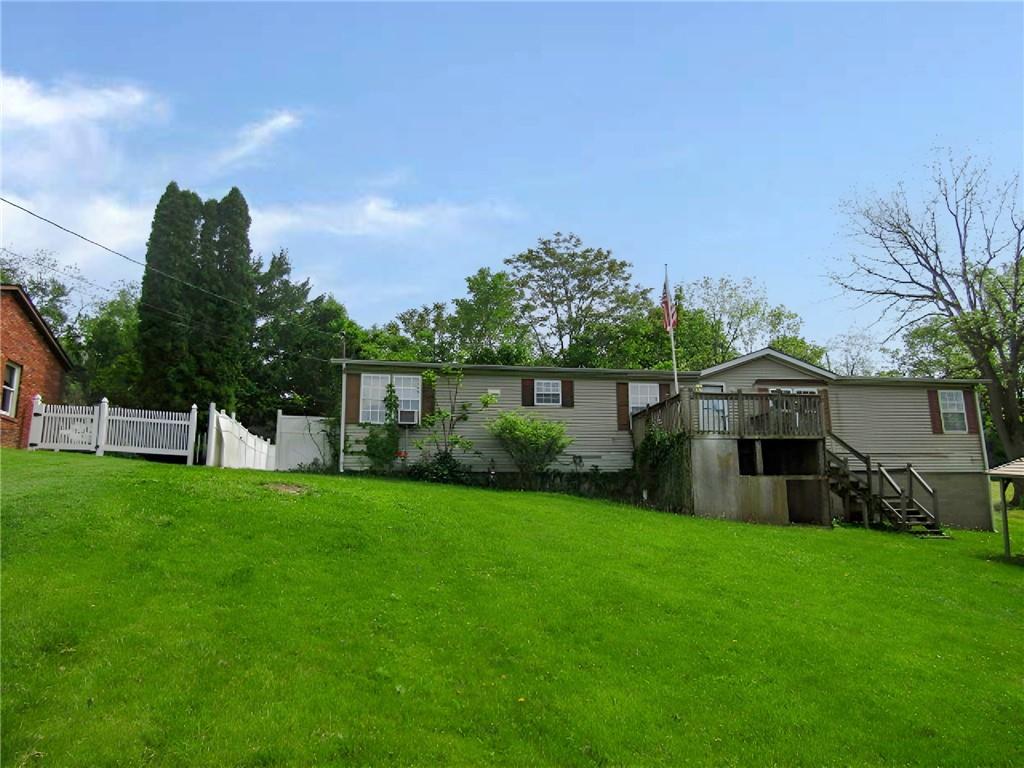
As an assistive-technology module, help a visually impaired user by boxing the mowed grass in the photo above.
[2,450,1022,767]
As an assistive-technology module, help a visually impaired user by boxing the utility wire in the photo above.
[0,247,332,363]
[0,199,350,347]
[0,195,249,307]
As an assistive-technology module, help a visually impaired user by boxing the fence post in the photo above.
[274,409,283,471]
[186,404,198,466]
[92,397,109,456]
[27,394,44,449]
[94,397,109,456]
[205,403,217,467]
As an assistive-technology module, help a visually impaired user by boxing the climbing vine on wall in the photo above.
[635,426,693,514]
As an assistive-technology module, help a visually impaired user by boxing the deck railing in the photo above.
[631,389,825,444]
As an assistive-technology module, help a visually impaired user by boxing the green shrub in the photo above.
[408,452,470,484]
[486,411,574,476]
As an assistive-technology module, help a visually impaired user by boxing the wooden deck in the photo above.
[631,390,825,443]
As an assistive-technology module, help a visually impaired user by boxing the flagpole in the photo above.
[666,264,679,395]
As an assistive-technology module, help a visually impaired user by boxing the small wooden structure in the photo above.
[987,458,1023,558]
[631,387,945,534]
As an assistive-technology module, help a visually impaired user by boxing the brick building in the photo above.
[1,285,72,448]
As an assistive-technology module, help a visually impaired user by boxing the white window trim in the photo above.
[360,373,423,426]
[534,379,562,407]
[393,374,422,426]
[1,362,21,417]
[628,381,660,415]
[359,373,391,425]
[938,389,968,434]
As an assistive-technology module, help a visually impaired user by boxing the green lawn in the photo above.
[2,450,1022,767]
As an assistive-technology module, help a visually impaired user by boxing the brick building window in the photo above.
[2,362,21,416]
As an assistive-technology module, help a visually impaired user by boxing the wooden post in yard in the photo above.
[1001,479,1011,559]
[736,389,745,438]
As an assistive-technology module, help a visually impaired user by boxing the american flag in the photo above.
[661,272,677,332]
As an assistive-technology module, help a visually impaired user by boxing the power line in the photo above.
[1,195,244,306]
[0,199,349,346]
[0,247,333,363]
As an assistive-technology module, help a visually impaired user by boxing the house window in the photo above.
[360,373,422,425]
[699,383,729,432]
[534,379,561,406]
[393,375,422,425]
[359,373,391,424]
[1,362,21,417]
[629,382,660,415]
[938,390,968,433]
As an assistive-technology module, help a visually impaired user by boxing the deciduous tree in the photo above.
[451,268,534,364]
[505,232,648,365]
[835,153,1023,490]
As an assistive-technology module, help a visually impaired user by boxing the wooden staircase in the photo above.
[826,432,948,538]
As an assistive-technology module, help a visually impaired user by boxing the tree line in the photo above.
[1,153,1020,482]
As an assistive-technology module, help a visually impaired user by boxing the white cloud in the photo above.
[0,73,165,283]
[1,190,155,279]
[213,110,300,170]
[0,71,520,324]
[250,195,517,252]
[2,71,166,191]
[2,72,163,129]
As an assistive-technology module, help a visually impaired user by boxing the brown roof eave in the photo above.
[1,284,74,370]
[330,358,698,381]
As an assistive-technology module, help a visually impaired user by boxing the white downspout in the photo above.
[975,387,989,471]
[339,360,347,473]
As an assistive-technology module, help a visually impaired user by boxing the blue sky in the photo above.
[3,2,1022,345]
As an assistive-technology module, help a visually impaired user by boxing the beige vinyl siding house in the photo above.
[333,349,992,529]
[340,364,676,473]
[827,384,985,473]
[694,352,987,472]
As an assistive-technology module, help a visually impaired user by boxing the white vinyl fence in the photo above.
[28,395,198,462]
[275,412,333,471]
[205,404,275,471]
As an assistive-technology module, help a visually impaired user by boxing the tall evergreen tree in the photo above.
[190,197,224,410]
[211,187,257,413]
[137,182,202,409]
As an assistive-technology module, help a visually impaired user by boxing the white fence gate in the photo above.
[28,395,198,462]
[31,401,98,451]
[275,412,333,471]
[205,404,276,471]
